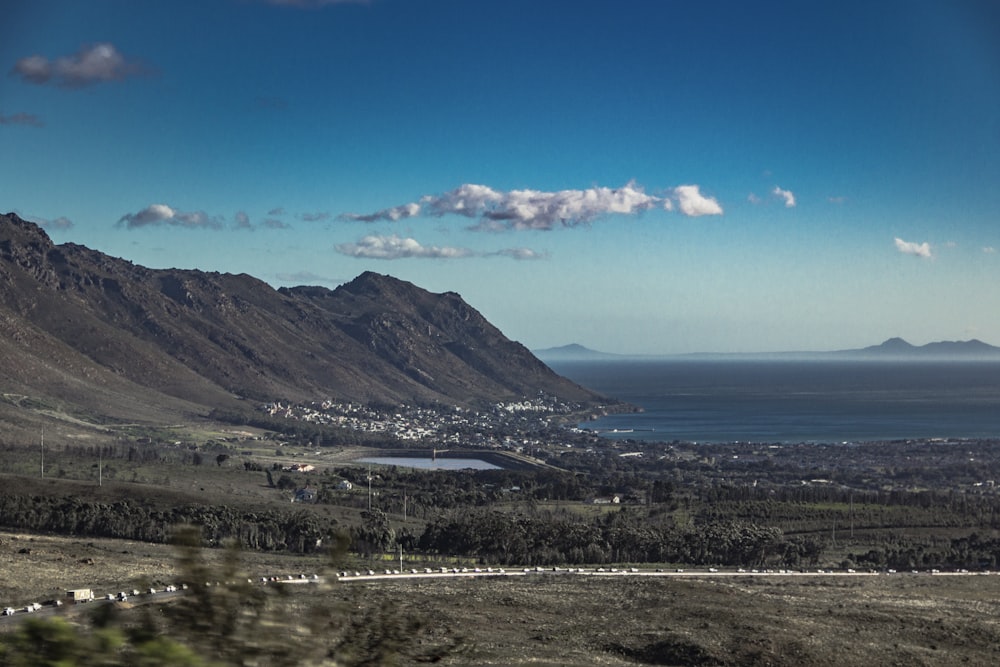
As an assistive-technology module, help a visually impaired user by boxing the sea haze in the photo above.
[549,359,1000,444]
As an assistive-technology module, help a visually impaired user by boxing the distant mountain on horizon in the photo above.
[843,337,1000,358]
[535,338,1000,361]
[532,344,626,361]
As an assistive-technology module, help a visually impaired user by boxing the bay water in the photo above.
[548,359,1000,444]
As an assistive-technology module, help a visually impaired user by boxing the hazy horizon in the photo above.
[535,337,1000,358]
[3,0,998,355]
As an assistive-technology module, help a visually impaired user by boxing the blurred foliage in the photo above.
[0,526,460,666]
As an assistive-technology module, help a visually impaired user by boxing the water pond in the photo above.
[354,456,501,470]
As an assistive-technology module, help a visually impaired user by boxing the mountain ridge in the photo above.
[0,212,612,437]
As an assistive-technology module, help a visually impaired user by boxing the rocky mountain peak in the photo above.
[0,212,611,429]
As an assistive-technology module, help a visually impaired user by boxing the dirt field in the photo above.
[346,573,1000,666]
[4,530,1000,666]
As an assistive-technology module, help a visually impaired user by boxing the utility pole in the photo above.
[850,492,854,539]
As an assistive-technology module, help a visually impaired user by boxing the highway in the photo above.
[3,566,992,628]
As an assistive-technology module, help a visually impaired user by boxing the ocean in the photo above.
[548,359,1000,444]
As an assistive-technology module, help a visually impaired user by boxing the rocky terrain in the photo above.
[0,212,611,441]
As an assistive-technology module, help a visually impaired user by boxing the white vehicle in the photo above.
[117,592,128,602]
[67,589,95,603]
[2,607,15,616]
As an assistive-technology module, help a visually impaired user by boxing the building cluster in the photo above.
[261,394,601,450]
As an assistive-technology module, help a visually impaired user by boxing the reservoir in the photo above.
[355,456,501,471]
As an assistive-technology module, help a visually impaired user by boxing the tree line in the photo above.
[0,494,333,553]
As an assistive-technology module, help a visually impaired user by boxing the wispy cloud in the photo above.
[490,247,549,260]
[772,186,796,208]
[673,185,723,217]
[11,43,146,88]
[118,205,293,230]
[268,207,286,216]
[0,112,43,127]
[34,216,73,230]
[275,270,340,285]
[343,202,421,223]
[300,211,331,222]
[894,237,932,258]
[334,233,547,260]
[336,234,475,259]
[341,182,720,230]
[234,211,252,230]
[984,247,996,254]
[117,204,222,229]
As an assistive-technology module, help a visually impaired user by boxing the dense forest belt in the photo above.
[0,491,336,554]
[4,482,1000,570]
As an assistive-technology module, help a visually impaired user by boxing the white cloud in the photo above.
[12,43,143,88]
[342,181,717,230]
[334,234,547,260]
[894,237,932,258]
[747,192,761,204]
[983,246,996,254]
[673,185,723,217]
[341,201,421,223]
[772,186,796,208]
[336,234,475,259]
[118,204,222,229]
[490,247,549,260]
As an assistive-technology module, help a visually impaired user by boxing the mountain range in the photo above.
[0,212,607,439]
[535,338,1000,362]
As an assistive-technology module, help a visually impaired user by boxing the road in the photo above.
[2,566,990,629]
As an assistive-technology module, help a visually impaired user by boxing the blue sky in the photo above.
[1,0,998,354]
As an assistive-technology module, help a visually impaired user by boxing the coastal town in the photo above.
[256,397,1000,498]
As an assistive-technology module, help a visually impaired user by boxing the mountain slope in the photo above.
[0,213,608,431]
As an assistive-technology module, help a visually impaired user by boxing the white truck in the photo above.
[66,589,95,603]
